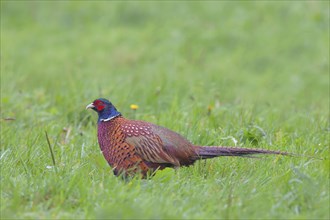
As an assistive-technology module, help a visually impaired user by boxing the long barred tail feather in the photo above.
[194,146,291,159]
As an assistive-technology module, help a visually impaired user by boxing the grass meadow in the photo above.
[1,1,329,219]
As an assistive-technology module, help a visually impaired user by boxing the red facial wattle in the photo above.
[94,100,105,112]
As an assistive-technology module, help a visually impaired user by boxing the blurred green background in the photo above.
[1,1,329,219]
[2,1,328,109]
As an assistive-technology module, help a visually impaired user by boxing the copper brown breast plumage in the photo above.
[87,98,289,178]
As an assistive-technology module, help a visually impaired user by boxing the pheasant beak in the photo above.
[86,103,95,110]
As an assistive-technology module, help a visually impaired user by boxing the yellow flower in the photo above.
[130,104,139,110]
[207,105,213,116]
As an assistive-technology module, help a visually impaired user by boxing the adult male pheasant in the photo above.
[87,98,288,178]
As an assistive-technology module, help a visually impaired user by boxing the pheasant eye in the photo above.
[94,100,105,111]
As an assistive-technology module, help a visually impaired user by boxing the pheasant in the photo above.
[86,98,289,178]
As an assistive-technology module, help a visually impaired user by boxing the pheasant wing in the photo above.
[121,121,195,166]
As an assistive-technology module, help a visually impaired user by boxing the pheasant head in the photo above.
[86,98,121,122]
